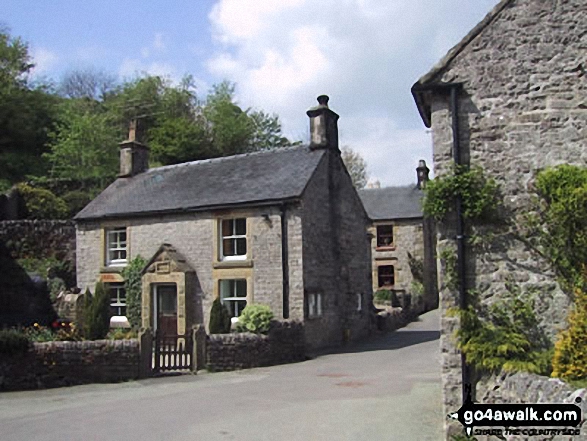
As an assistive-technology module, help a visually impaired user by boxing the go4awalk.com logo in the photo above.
[449,391,583,438]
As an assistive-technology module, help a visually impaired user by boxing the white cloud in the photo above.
[206,0,499,185]
[30,47,59,75]
[118,58,177,81]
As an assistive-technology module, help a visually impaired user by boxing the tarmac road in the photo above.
[0,309,442,441]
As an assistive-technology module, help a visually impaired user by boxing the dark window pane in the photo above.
[235,279,247,296]
[377,225,394,247]
[235,218,246,235]
[236,238,247,256]
[223,238,234,256]
[378,265,395,287]
[222,219,233,237]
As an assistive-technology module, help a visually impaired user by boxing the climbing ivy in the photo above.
[423,165,501,223]
[121,255,147,330]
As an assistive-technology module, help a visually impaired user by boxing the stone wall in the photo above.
[206,321,305,372]
[422,0,587,436]
[474,372,587,441]
[0,220,76,263]
[0,339,139,391]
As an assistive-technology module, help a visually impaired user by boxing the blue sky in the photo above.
[3,0,500,186]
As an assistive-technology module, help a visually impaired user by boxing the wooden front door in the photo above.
[154,284,177,336]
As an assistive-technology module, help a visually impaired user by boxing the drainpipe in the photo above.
[280,204,290,319]
[449,84,471,404]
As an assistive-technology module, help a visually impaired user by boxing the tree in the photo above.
[44,102,119,184]
[0,28,60,187]
[341,146,368,189]
[209,297,231,334]
[83,282,111,340]
[59,68,118,100]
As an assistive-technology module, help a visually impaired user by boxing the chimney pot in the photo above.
[307,95,339,150]
[416,159,430,189]
[317,95,329,107]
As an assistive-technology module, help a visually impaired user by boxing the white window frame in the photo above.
[308,293,323,318]
[106,227,128,267]
[220,279,248,318]
[109,283,127,317]
[220,218,247,261]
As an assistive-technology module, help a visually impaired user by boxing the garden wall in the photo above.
[206,321,305,372]
[0,339,139,391]
[475,371,587,441]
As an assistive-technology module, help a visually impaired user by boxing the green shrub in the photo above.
[107,328,138,340]
[423,165,500,223]
[234,304,274,334]
[16,183,68,219]
[373,289,400,307]
[552,286,587,381]
[455,284,552,376]
[374,289,391,302]
[83,282,111,340]
[121,256,147,329]
[22,324,55,342]
[533,165,587,290]
[209,297,231,334]
[0,329,31,355]
[61,190,93,217]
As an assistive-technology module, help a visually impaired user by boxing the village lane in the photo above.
[0,309,442,441]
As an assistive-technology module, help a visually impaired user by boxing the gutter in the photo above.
[280,204,290,319]
[75,197,301,223]
[413,81,470,404]
[449,83,471,405]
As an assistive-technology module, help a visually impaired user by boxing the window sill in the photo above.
[213,259,254,269]
[376,246,396,252]
[100,266,125,273]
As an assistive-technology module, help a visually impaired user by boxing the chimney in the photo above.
[416,159,430,189]
[119,119,149,177]
[306,95,339,150]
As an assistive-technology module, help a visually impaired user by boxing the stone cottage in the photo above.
[358,160,437,312]
[75,96,373,350]
[411,0,586,436]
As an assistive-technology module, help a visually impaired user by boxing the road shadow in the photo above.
[309,329,440,358]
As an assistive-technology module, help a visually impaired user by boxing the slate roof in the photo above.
[358,186,423,221]
[75,145,326,220]
[411,0,514,127]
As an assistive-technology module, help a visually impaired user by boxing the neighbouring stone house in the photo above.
[75,96,373,350]
[358,160,438,312]
[411,0,586,437]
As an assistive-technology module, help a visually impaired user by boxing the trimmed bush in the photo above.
[83,282,111,340]
[16,183,68,219]
[209,297,231,334]
[235,304,274,334]
[0,329,31,355]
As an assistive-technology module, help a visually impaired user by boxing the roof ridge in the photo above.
[146,144,309,174]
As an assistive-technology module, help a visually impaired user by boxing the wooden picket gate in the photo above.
[153,330,193,373]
